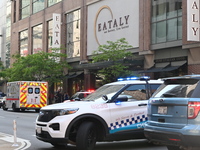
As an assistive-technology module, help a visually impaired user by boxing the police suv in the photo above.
[35,77,163,150]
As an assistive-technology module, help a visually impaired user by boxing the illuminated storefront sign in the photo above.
[187,0,199,41]
[87,0,139,55]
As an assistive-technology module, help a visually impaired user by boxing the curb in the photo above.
[0,132,31,150]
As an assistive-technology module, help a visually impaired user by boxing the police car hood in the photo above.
[41,100,103,110]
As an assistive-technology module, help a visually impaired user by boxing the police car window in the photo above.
[28,88,33,94]
[120,84,146,101]
[149,84,162,95]
[84,84,125,101]
[152,81,198,98]
[35,88,40,94]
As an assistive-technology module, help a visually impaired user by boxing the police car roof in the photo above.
[105,79,163,86]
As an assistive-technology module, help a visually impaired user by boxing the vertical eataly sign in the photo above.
[187,0,200,41]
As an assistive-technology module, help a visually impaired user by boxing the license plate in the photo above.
[36,127,42,134]
[158,106,167,114]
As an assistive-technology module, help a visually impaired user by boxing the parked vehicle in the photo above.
[70,90,94,101]
[3,81,48,112]
[144,75,200,150]
[35,76,162,150]
[0,97,4,108]
[0,93,6,108]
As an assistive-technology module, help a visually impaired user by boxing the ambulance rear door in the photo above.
[27,85,41,105]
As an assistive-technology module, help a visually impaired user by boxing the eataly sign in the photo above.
[187,0,200,41]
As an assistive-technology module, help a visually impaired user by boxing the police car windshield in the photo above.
[83,84,125,101]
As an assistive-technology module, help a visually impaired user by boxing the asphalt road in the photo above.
[0,109,167,150]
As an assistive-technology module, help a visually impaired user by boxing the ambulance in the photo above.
[3,81,48,112]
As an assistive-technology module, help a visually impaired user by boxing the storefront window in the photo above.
[48,20,53,52]
[32,24,43,54]
[20,30,28,57]
[151,0,182,44]
[20,0,30,19]
[32,0,44,14]
[48,0,62,7]
[66,9,80,58]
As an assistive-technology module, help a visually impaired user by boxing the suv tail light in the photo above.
[188,102,200,119]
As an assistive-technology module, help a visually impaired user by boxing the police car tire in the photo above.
[51,143,66,148]
[167,145,181,150]
[76,122,97,150]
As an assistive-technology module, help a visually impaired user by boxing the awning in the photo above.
[141,61,186,73]
[141,62,170,73]
[65,71,83,78]
[162,61,187,72]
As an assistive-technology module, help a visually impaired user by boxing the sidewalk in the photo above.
[0,132,30,150]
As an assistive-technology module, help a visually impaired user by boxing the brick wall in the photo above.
[188,64,200,75]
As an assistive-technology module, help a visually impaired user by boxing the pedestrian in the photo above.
[63,92,69,101]
[55,89,62,103]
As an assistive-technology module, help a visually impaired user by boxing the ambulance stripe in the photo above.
[20,83,27,107]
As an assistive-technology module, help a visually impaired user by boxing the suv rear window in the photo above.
[152,79,199,98]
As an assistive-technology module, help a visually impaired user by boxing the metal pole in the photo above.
[12,119,19,147]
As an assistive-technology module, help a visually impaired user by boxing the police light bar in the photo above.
[117,76,150,81]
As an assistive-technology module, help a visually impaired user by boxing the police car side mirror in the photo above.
[102,95,108,101]
[74,98,81,101]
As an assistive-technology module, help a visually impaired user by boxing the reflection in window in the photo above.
[6,2,11,68]
[151,0,182,44]
[154,84,197,98]
[66,9,80,58]
[48,0,62,7]
[20,0,30,19]
[121,84,147,101]
[35,88,40,94]
[33,0,44,14]
[20,30,28,57]
[48,20,53,52]
[28,88,33,94]
[32,24,43,54]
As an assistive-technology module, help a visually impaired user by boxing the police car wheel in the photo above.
[76,122,96,150]
[51,143,66,148]
[167,145,181,150]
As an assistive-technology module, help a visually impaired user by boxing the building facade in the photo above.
[9,0,200,96]
[0,0,11,93]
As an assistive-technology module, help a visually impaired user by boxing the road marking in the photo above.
[0,132,31,150]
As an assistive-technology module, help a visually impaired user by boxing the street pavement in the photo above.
[0,132,30,150]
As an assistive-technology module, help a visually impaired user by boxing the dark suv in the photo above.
[144,75,200,150]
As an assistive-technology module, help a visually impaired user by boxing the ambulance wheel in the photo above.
[2,103,7,111]
[21,108,25,112]
[76,122,97,150]
[35,109,40,113]
[12,104,19,112]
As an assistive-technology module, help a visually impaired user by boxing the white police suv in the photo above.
[35,77,163,150]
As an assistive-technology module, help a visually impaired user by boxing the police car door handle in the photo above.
[138,103,147,106]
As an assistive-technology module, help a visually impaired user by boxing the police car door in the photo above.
[27,85,40,104]
[109,84,148,134]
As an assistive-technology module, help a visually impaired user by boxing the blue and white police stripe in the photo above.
[109,115,148,133]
